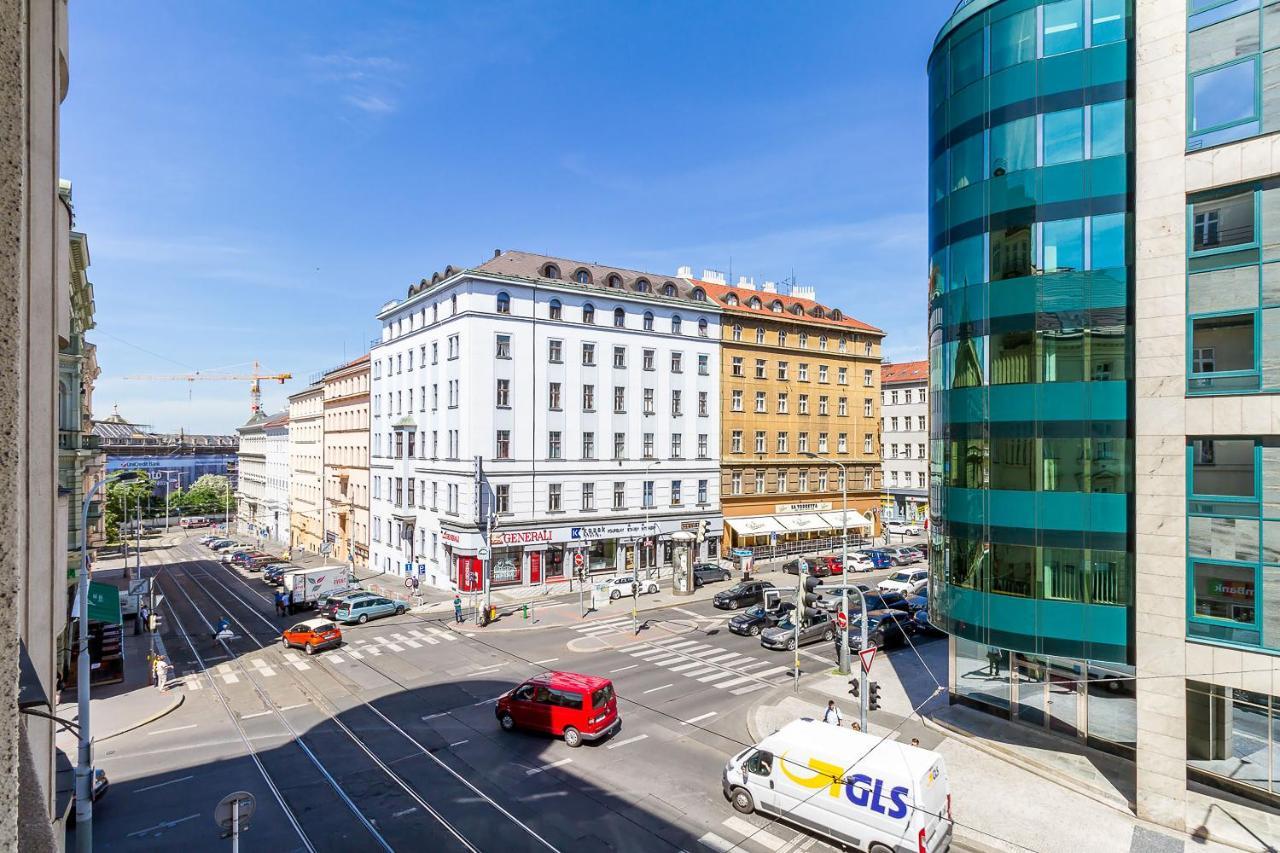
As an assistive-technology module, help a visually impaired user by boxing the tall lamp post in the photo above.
[77,470,140,852]
[805,452,865,712]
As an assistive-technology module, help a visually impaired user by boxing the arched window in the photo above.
[748,296,762,309]
[697,318,708,337]
[831,309,843,321]
[549,298,562,320]
[663,282,677,297]
[691,287,706,302]
[607,273,622,289]
[582,303,595,324]
[635,278,651,293]
[671,315,683,334]
[613,307,626,327]
[810,306,824,319]
[643,311,654,331]
[732,323,742,341]
[542,263,560,279]
[496,291,511,314]
[789,304,803,316]
[724,293,739,306]
[798,332,808,348]
[770,300,783,313]
[819,335,828,350]
[575,268,592,285]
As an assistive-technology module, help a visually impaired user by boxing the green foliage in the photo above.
[103,473,155,542]
[177,474,233,515]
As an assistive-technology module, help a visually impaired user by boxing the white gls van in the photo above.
[722,719,951,853]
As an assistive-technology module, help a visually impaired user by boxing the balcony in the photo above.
[57,430,80,451]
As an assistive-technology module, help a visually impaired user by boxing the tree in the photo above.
[103,473,155,542]
[182,474,232,515]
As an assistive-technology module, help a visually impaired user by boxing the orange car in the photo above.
[280,618,342,655]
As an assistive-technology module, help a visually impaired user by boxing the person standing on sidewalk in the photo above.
[823,699,843,727]
[453,594,463,624]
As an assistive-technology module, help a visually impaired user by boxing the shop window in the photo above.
[954,637,1010,710]
[1186,681,1277,800]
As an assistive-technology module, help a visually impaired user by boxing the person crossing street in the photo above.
[823,699,843,727]
[453,594,464,624]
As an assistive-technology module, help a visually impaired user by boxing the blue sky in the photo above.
[64,1,954,435]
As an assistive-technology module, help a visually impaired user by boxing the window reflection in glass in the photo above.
[990,116,1035,177]
[951,234,985,288]
[1191,314,1255,375]
[991,8,1035,71]
[1188,10,1259,74]
[950,133,984,192]
[1043,218,1085,272]
[991,225,1033,280]
[1043,108,1085,165]
[1042,0,1083,56]
[1090,0,1125,46]
[1042,437,1087,492]
[950,29,983,93]
[990,437,1035,491]
[1091,212,1127,269]
[990,330,1034,385]
[1192,562,1257,623]
[1192,192,1255,252]
[1039,329,1085,382]
[1192,60,1258,132]
[1191,438,1256,497]
[1090,101,1126,159]
[991,542,1035,597]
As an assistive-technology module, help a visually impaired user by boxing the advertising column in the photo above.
[671,531,695,596]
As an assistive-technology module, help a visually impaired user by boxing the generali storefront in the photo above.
[448,516,723,592]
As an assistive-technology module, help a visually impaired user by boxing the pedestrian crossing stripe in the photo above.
[616,643,794,692]
[408,630,438,644]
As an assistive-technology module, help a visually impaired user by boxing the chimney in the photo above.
[701,269,726,285]
[736,275,755,290]
[792,285,817,301]
[676,265,694,279]
[762,280,777,293]
[493,248,502,258]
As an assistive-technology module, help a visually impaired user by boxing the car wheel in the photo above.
[499,712,515,732]
[563,726,583,748]
[610,590,620,600]
[786,638,796,651]
[722,571,731,582]
[306,642,316,656]
[731,599,742,610]
[731,787,755,815]
[822,628,834,642]
[647,583,658,595]
[358,614,369,624]
[395,606,406,615]
[750,625,761,636]
[280,637,290,649]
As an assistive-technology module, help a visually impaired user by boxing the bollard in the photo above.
[522,603,529,620]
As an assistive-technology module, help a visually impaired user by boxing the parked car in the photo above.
[855,549,894,570]
[816,582,872,613]
[244,555,278,572]
[844,553,875,572]
[602,575,659,600]
[780,557,813,575]
[319,589,375,620]
[692,563,732,586]
[211,540,241,551]
[886,520,923,536]
[848,591,912,615]
[727,602,794,636]
[818,556,845,575]
[842,608,917,652]
[878,568,929,595]
[334,595,405,624]
[713,580,776,610]
[880,547,922,566]
[760,611,836,651]
[913,608,945,636]
[900,592,929,614]
[495,671,620,748]
[198,535,221,545]
[263,565,290,585]
[280,618,343,654]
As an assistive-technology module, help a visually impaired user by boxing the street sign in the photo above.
[573,552,585,568]
[859,645,878,673]
[214,791,256,829]
[835,611,847,629]
[477,546,491,561]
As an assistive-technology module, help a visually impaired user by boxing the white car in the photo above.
[604,575,659,600]
[844,553,875,572]
[878,569,929,596]
[886,521,923,536]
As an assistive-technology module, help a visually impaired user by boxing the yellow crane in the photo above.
[122,360,292,416]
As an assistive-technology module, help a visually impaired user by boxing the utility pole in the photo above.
[793,558,804,691]
[135,492,142,580]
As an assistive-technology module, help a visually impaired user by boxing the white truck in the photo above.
[282,567,351,613]
[722,719,951,853]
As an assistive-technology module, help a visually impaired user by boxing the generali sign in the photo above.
[490,529,554,546]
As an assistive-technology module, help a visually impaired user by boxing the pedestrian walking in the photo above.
[910,738,921,748]
[273,591,284,617]
[153,655,169,692]
[822,699,843,727]
[453,594,464,624]
[850,721,861,732]
[139,603,150,633]
[286,589,294,615]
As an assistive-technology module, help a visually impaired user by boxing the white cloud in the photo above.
[305,51,405,117]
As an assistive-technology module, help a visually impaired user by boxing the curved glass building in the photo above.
[927,0,1136,745]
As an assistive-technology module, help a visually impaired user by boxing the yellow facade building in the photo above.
[322,354,370,567]
[692,276,884,556]
[287,380,325,555]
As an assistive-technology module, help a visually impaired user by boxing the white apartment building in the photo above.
[262,411,290,545]
[368,250,723,593]
[288,382,325,555]
[235,412,267,540]
[880,360,928,522]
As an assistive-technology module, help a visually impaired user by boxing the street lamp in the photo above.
[805,451,867,727]
[76,469,140,853]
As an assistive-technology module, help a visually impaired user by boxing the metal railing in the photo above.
[729,533,873,564]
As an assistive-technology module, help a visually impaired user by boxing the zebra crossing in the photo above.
[619,634,792,695]
[181,654,314,690]
[698,814,824,853]
[568,616,640,639]
[323,627,457,665]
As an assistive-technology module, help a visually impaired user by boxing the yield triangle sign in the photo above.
[859,645,878,674]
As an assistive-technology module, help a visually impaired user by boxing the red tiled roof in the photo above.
[262,412,290,428]
[692,279,883,334]
[881,360,928,384]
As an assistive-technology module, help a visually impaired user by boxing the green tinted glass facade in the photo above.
[928,0,1134,665]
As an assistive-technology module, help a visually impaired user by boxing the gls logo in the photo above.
[779,753,910,820]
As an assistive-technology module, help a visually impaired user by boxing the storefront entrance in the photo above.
[1013,654,1081,737]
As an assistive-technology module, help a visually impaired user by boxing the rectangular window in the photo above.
[777,469,788,494]
[754,470,766,493]
[549,339,563,363]
[582,343,595,366]
[614,481,626,509]
[864,434,873,454]
[731,472,742,495]
[643,433,654,458]
[777,361,789,380]
[755,391,767,413]
[731,430,743,453]
[643,349,656,371]
[698,433,708,458]
[548,483,562,512]
[671,480,682,506]
[990,115,1035,176]
[731,389,743,411]
[756,327,765,344]
[777,393,788,414]
[1043,217,1085,272]
[1091,100,1126,159]
[863,398,872,417]
[1043,108,1084,165]
[731,356,743,376]
[838,433,848,453]
[613,346,626,368]
[777,432,788,453]
[798,363,809,381]
[583,431,595,459]
[698,354,709,375]
[755,359,766,379]
[1191,562,1257,625]
[496,334,511,358]
[496,430,511,459]
[950,28,983,93]
[818,432,829,453]
[644,388,655,414]
[672,390,682,416]
[798,432,809,452]
[1191,314,1256,383]
[643,481,654,508]
[819,365,829,383]
[698,479,708,504]
[671,433,683,458]
[1091,0,1125,45]
[614,386,626,413]
[755,431,766,453]
[582,482,595,511]
[1042,0,1083,57]
[583,384,595,411]
[698,391,708,416]
[548,382,562,410]
[548,431,562,459]
[798,470,809,492]
[991,8,1035,71]
[613,432,626,460]
[496,484,509,514]
[1191,58,1258,139]
[798,394,809,415]
[1192,191,1254,253]
[1191,439,1255,497]
[671,352,683,373]
[1092,212,1127,269]
[820,396,830,416]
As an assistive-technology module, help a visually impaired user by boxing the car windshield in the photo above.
[889,571,911,582]
[591,683,615,707]
[744,606,764,618]
[776,619,795,631]
[726,584,750,594]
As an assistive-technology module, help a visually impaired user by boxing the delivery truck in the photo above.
[282,567,352,613]
[722,719,951,853]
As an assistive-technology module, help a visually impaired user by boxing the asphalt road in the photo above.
[84,534,942,853]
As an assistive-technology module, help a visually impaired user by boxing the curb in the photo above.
[448,594,726,635]
[96,693,185,742]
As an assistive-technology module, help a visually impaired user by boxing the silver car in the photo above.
[759,611,835,651]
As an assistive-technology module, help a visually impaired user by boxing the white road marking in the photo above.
[698,832,735,852]
[746,665,790,679]
[393,807,418,818]
[525,757,572,776]
[682,711,718,726]
[733,660,776,672]
[134,775,194,793]
[472,694,504,706]
[679,666,720,678]
[239,711,271,720]
[421,712,449,721]
[660,640,703,650]
[287,659,310,670]
[700,652,747,664]
[185,677,203,691]
[278,703,308,712]
[365,646,383,656]
[646,655,688,666]
[521,791,568,801]
[258,666,276,677]
[627,646,669,659]
[711,675,758,690]
[666,661,707,672]
[401,638,422,649]
[470,664,503,675]
[409,629,439,644]
[450,739,469,747]
[384,643,404,653]
[346,649,364,659]
[221,672,239,684]
[722,816,787,851]
[730,683,769,695]
[673,607,706,619]
[534,657,559,665]
[327,654,345,664]
[606,733,648,750]
[643,683,673,694]
[609,664,639,673]
[696,670,737,683]
[127,813,199,838]
[426,628,458,642]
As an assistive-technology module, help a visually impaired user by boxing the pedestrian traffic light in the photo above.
[868,681,882,711]
[698,518,709,539]
[849,676,859,698]
[802,575,823,622]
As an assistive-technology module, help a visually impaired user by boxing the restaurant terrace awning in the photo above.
[724,515,790,536]
[817,511,873,529]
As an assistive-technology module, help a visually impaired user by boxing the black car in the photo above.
[913,608,945,636]
[838,608,917,655]
[727,602,794,636]
[712,580,776,610]
[849,591,912,615]
[900,592,928,614]
[780,557,830,578]
[692,563,732,586]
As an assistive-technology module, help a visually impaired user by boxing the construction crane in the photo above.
[122,360,292,416]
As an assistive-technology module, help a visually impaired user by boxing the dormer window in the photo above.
[607,273,622,289]
[811,306,824,319]
[831,309,843,321]
[691,287,706,302]
[542,263,560,279]
[663,282,677,297]
[575,268,592,285]
[770,300,783,313]
[724,293,739,306]
[635,278,651,293]
[789,304,803,316]
[496,291,511,314]
[583,303,595,324]
[748,297,762,309]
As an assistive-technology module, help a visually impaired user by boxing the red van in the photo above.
[495,672,620,748]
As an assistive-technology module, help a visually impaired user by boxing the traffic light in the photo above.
[698,518,709,539]
[868,681,882,712]
[849,676,860,698]
[801,575,823,622]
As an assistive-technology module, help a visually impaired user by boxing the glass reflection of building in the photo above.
[927,0,1136,757]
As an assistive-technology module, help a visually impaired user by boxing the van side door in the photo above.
[739,749,778,813]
